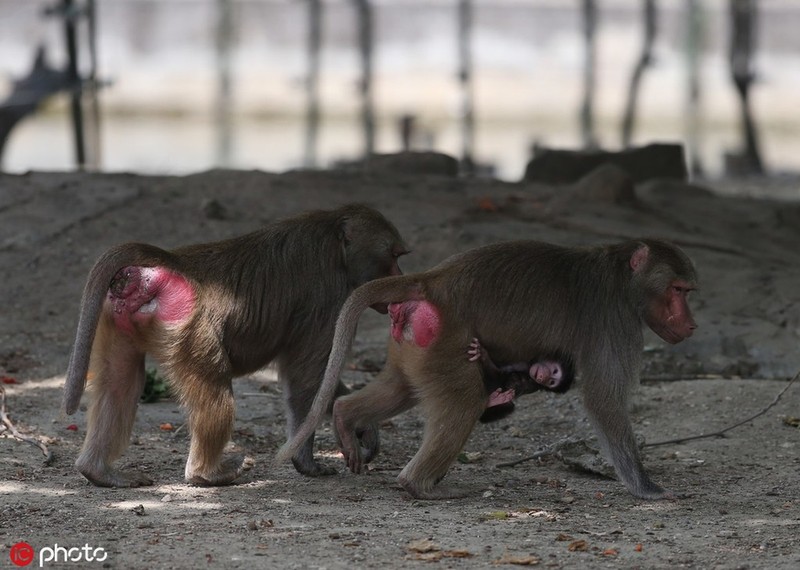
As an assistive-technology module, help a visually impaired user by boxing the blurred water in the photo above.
[1,0,798,179]
[8,108,799,182]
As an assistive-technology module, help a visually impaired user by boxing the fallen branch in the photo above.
[0,385,54,465]
[643,370,798,447]
[496,447,554,469]
[497,371,798,468]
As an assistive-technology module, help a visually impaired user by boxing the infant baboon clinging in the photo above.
[467,337,575,422]
[389,301,575,421]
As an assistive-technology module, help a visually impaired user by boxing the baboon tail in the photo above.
[275,275,423,464]
[63,243,174,415]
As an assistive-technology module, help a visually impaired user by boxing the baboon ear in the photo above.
[629,243,650,273]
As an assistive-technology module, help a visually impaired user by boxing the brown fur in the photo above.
[277,239,697,500]
[64,204,407,487]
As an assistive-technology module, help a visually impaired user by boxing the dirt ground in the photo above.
[0,161,798,569]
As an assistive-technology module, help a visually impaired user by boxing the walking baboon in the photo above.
[64,204,407,487]
[278,239,697,500]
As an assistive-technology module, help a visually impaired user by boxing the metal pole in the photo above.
[63,0,86,168]
[458,0,474,173]
[215,0,234,167]
[580,0,598,150]
[304,0,322,167]
[354,0,374,158]
[85,0,101,169]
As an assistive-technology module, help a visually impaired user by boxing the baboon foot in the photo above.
[292,456,338,477]
[77,458,154,488]
[398,473,467,500]
[186,455,254,486]
[357,424,380,464]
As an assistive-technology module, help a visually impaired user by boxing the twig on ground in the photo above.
[496,448,553,469]
[643,371,798,447]
[496,437,579,469]
[0,386,54,465]
[497,372,798,467]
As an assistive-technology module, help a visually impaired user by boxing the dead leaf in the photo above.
[443,549,473,558]
[555,533,574,542]
[159,423,174,431]
[507,425,524,438]
[602,548,618,556]
[635,543,643,552]
[568,540,588,552]
[782,416,800,427]
[493,553,540,565]
[458,451,483,463]
[481,511,509,521]
[406,539,440,553]
[477,196,499,212]
[407,551,443,561]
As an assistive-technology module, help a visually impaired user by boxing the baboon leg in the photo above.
[582,379,670,499]
[398,359,486,500]
[75,317,152,487]
[333,362,416,474]
[279,351,344,477]
[174,367,245,486]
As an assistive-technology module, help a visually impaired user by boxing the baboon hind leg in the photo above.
[333,361,416,474]
[279,350,354,477]
[75,317,152,487]
[171,365,248,486]
[398,360,486,500]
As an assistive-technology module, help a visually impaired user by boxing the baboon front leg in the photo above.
[398,366,486,500]
[582,378,671,500]
[333,363,416,474]
[75,322,152,487]
[176,372,247,486]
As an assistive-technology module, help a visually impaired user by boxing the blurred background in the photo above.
[0,0,798,181]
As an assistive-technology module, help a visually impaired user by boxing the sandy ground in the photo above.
[0,162,798,569]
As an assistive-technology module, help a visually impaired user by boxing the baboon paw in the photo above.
[333,421,364,472]
[344,451,364,475]
[398,475,467,500]
[356,425,380,464]
[186,455,251,486]
[79,466,154,488]
[292,458,338,477]
[629,485,682,501]
[645,488,687,501]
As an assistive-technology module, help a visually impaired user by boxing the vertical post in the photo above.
[458,0,475,173]
[684,0,704,176]
[63,0,86,169]
[304,0,322,168]
[215,0,234,167]
[580,0,598,150]
[85,0,101,169]
[354,0,374,158]
[728,0,764,174]
[621,0,656,148]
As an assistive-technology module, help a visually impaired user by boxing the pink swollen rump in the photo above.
[107,266,195,332]
[388,300,441,348]
[411,301,440,347]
